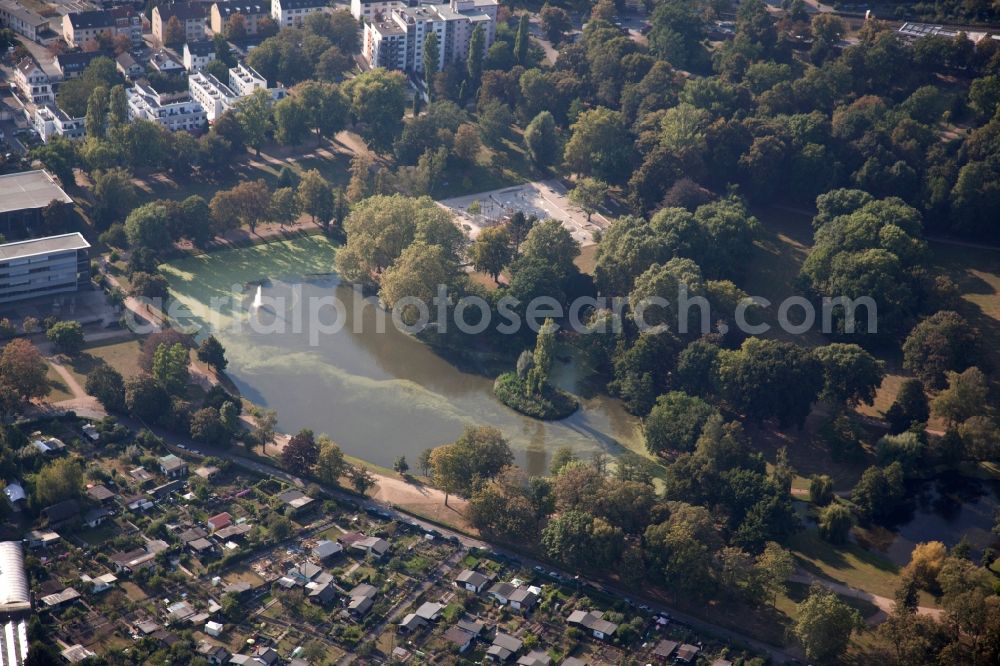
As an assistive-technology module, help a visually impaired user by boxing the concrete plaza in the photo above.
[438,179,608,246]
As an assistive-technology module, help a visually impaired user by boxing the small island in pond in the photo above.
[494,318,579,420]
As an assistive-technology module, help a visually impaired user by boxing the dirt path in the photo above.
[789,571,943,621]
[46,357,87,400]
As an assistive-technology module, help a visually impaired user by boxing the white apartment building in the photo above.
[228,62,286,100]
[362,0,497,74]
[33,106,85,143]
[184,41,217,72]
[272,0,327,28]
[127,83,207,132]
[0,232,91,305]
[13,57,52,104]
[189,63,286,122]
[188,71,239,122]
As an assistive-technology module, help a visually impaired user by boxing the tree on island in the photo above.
[494,319,579,419]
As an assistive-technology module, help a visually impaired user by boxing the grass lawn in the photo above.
[127,137,355,208]
[787,526,936,606]
[775,581,881,621]
[57,338,144,394]
[575,244,597,275]
[45,363,75,402]
[84,338,144,378]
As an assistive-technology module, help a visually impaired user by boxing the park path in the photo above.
[789,571,943,621]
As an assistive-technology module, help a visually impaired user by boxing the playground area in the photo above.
[438,180,608,246]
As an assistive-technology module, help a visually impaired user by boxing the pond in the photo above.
[161,236,645,474]
[882,473,1000,566]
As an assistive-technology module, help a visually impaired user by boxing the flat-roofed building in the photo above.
[362,0,497,74]
[127,82,207,132]
[272,0,327,28]
[351,0,403,21]
[0,170,73,233]
[227,62,286,100]
[33,106,86,143]
[0,232,91,305]
[189,70,239,122]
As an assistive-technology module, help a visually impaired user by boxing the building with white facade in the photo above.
[0,233,91,305]
[150,49,186,74]
[13,57,52,104]
[188,71,238,122]
[272,0,327,28]
[127,83,207,132]
[228,62,286,99]
[189,62,285,122]
[184,41,217,71]
[362,0,497,74]
[33,106,85,143]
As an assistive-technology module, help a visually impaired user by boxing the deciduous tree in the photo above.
[793,585,863,663]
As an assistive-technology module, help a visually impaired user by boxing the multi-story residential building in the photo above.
[62,8,142,50]
[189,62,286,122]
[152,1,208,45]
[62,10,112,49]
[33,106,86,143]
[188,70,238,122]
[0,232,91,305]
[126,83,207,132]
[54,50,110,80]
[350,0,405,22]
[362,0,497,74]
[271,0,327,28]
[0,0,52,43]
[211,1,270,36]
[183,41,217,71]
[109,5,144,47]
[365,17,406,70]
[228,62,286,100]
[13,57,53,105]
